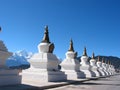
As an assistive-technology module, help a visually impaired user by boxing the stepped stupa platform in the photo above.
[0,32,21,86]
[90,52,100,77]
[80,47,96,78]
[22,26,67,84]
[60,39,83,80]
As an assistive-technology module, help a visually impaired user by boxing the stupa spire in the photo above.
[68,39,74,52]
[105,60,107,64]
[110,61,112,65]
[98,56,100,61]
[82,47,87,56]
[41,25,50,43]
[102,58,104,63]
[108,60,110,65]
[92,52,95,59]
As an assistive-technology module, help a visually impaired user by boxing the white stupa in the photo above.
[107,61,112,75]
[89,53,100,77]
[22,26,67,83]
[0,28,21,86]
[60,39,82,80]
[96,56,106,76]
[107,61,115,75]
[110,64,115,75]
[80,47,95,78]
[102,58,109,76]
[105,60,111,76]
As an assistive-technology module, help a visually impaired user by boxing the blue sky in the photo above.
[0,0,120,59]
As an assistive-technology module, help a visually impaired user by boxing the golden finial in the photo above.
[68,39,74,52]
[110,62,112,65]
[107,60,109,64]
[110,61,111,65]
[92,52,95,59]
[102,58,104,63]
[82,47,87,56]
[105,60,107,64]
[98,56,100,61]
[111,62,113,65]
[74,52,78,58]
[41,25,50,43]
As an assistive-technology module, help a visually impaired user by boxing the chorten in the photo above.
[0,27,21,86]
[109,63,115,75]
[102,58,109,76]
[22,26,67,84]
[60,39,82,80]
[90,52,100,77]
[96,56,106,76]
[108,61,112,75]
[106,60,112,75]
[80,47,95,78]
[108,61,115,75]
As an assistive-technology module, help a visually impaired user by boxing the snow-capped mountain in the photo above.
[16,50,33,59]
[6,50,33,69]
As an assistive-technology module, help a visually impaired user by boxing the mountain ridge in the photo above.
[77,55,120,69]
[6,50,120,70]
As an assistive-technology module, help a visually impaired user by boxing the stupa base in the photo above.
[0,69,21,86]
[22,68,67,83]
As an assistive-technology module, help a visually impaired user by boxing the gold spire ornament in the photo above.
[102,58,104,63]
[110,61,112,65]
[108,60,109,64]
[98,56,100,61]
[104,59,107,64]
[82,47,87,56]
[92,52,95,59]
[48,43,54,53]
[68,39,74,52]
[41,25,50,43]
[110,61,111,65]
[74,52,78,58]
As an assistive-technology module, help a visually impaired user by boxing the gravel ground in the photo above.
[47,74,120,90]
[0,74,119,90]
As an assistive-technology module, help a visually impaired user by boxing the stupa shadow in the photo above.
[0,84,38,90]
[81,82,120,86]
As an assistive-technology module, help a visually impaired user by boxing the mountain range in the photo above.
[6,50,120,70]
[77,56,120,69]
[6,50,32,69]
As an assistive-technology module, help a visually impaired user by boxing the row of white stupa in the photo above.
[0,26,115,86]
[61,42,115,79]
[22,26,115,84]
